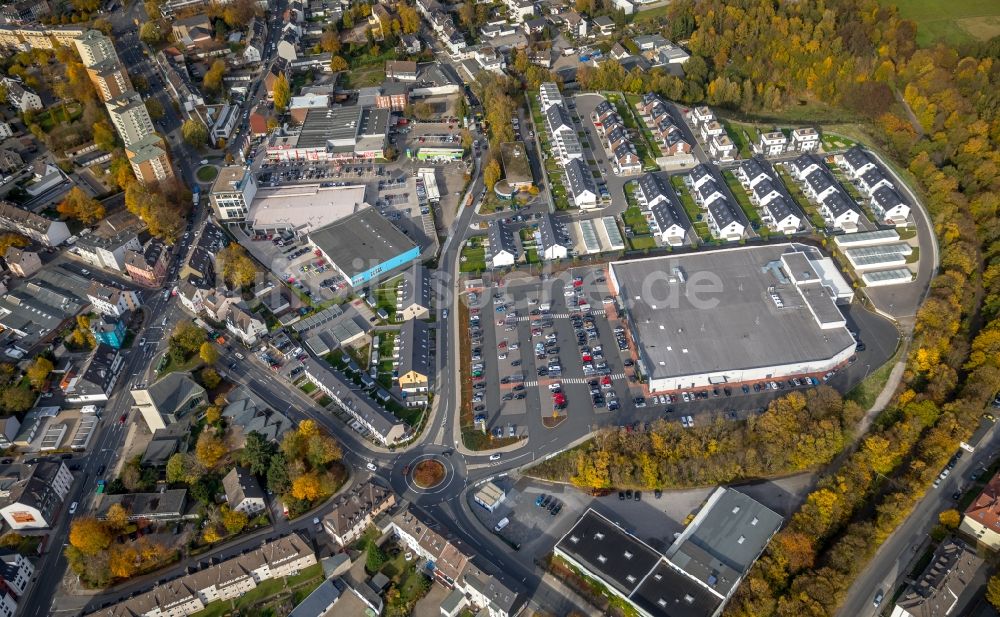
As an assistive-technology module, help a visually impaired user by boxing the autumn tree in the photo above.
[273,73,291,112]
[182,119,209,148]
[201,367,222,390]
[104,503,130,532]
[139,22,161,45]
[93,121,116,151]
[166,452,203,485]
[205,404,222,424]
[57,187,106,225]
[398,2,419,33]
[202,60,226,95]
[25,356,53,389]
[203,526,222,544]
[320,30,341,54]
[0,233,28,256]
[483,158,501,190]
[938,509,961,529]
[218,243,258,288]
[195,431,226,468]
[108,544,138,579]
[221,506,248,533]
[199,342,219,365]
[170,321,205,356]
[290,471,323,501]
[413,101,435,121]
[329,55,348,72]
[69,518,111,556]
[988,574,1000,611]
[145,98,164,120]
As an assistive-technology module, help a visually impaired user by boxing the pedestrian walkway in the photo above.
[524,373,626,387]
[508,309,607,322]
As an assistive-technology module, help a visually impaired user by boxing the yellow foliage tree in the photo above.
[290,471,323,501]
[108,544,138,579]
[69,517,111,556]
[938,509,961,529]
[104,503,130,532]
[195,431,226,468]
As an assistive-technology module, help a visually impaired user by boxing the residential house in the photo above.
[222,385,294,446]
[562,11,586,38]
[592,15,614,36]
[209,165,258,223]
[755,131,787,156]
[870,186,910,226]
[536,213,568,260]
[487,220,518,268]
[819,192,861,232]
[539,82,563,111]
[1,78,41,112]
[0,268,89,352]
[504,0,535,21]
[0,461,73,530]
[837,146,877,179]
[0,418,20,449]
[709,133,735,161]
[0,551,34,596]
[3,247,40,278]
[74,211,144,272]
[86,534,317,617]
[95,489,188,522]
[386,60,418,81]
[86,282,140,317]
[0,149,22,174]
[131,372,207,432]
[522,17,546,35]
[322,478,396,546]
[124,239,169,288]
[225,302,267,346]
[790,127,819,152]
[223,467,266,515]
[761,196,800,234]
[0,201,70,246]
[400,34,421,54]
[565,158,597,208]
[890,539,982,617]
[302,361,408,445]
[59,344,124,403]
[171,14,213,48]
[960,470,1000,550]
[736,157,771,189]
[395,319,431,406]
[396,263,431,321]
[92,314,127,349]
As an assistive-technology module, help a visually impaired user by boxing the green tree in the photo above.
[241,432,277,476]
[145,98,164,120]
[266,453,291,494]
[366,539,386,572]
[139,22,161,45]
[93,122,117,151]
[170,321,205,356]
[166,453,203,485]
[272,73,290,113]
[182,119,208,148]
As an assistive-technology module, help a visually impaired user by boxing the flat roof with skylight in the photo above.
[609,243,856,390]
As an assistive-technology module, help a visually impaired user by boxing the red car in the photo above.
[601,376,612,385]
[119,414,127,424]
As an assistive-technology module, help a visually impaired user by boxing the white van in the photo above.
[494,517,509,532]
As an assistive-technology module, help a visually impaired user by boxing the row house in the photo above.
[637,173,688,246]
[738,158,800,234]
[637,94,691,156]
[689,165,745,241]
[754,131,787,156]
[709,133,735,162]
[751,127,819,156]
[790,127,820,152]
[592,100,641,175]
[836,146,910,226]
[539,82,563,111]
[543,97,582,165]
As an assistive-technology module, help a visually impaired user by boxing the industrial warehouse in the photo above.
[608,244,857,392]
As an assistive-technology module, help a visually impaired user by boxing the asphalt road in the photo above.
[836,421,1000,617]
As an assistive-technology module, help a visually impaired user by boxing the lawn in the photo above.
[846,343,902,411]
[460,240,487,273]
[342,64,386,88]
[885,0,1000,46]
[722,171,762,226]
[776,167,827,229]
[631,2,669,23]
[670,176,712,243]
[629,234,658,250]
[196,166,218,182]
[821,132,858,151]
[374,276,401,322]
[38,102,83,132]
[191,564,325,617]
[721,120,754,158]
[381,543,432,612]
[621,206,651,234]
[624,93,664,159]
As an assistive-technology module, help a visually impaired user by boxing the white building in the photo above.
[1,78,41,112]
[0,461,73,530]
[488,220,518,268]
[86,283,140,317]
[709,134,735,162]
[790,127,820,152]
[870,186,910,226]
[565,158,597,209]
[225,303,267,346]
[538,82,563,111]
[222,467,266,515]
[0,549,35,595]
[211,104,239,142]
[755,131,787,156]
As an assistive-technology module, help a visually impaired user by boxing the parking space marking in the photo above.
[524,374,626,387]
[508,310,607,322]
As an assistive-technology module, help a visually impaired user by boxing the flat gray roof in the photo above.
[299,107,362,147]
[310,208,417,279]
[630,560,722,617]
[556,509,661,596]
[610,244,856,382]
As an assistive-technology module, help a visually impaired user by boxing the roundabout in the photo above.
[412,459,445,489]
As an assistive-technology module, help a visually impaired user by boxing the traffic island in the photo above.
[412,459,446,489]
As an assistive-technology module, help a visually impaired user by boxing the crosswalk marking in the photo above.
[503,309,608,323]
[524,373,626,387]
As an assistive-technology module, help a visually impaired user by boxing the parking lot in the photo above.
[464,262,899,440]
